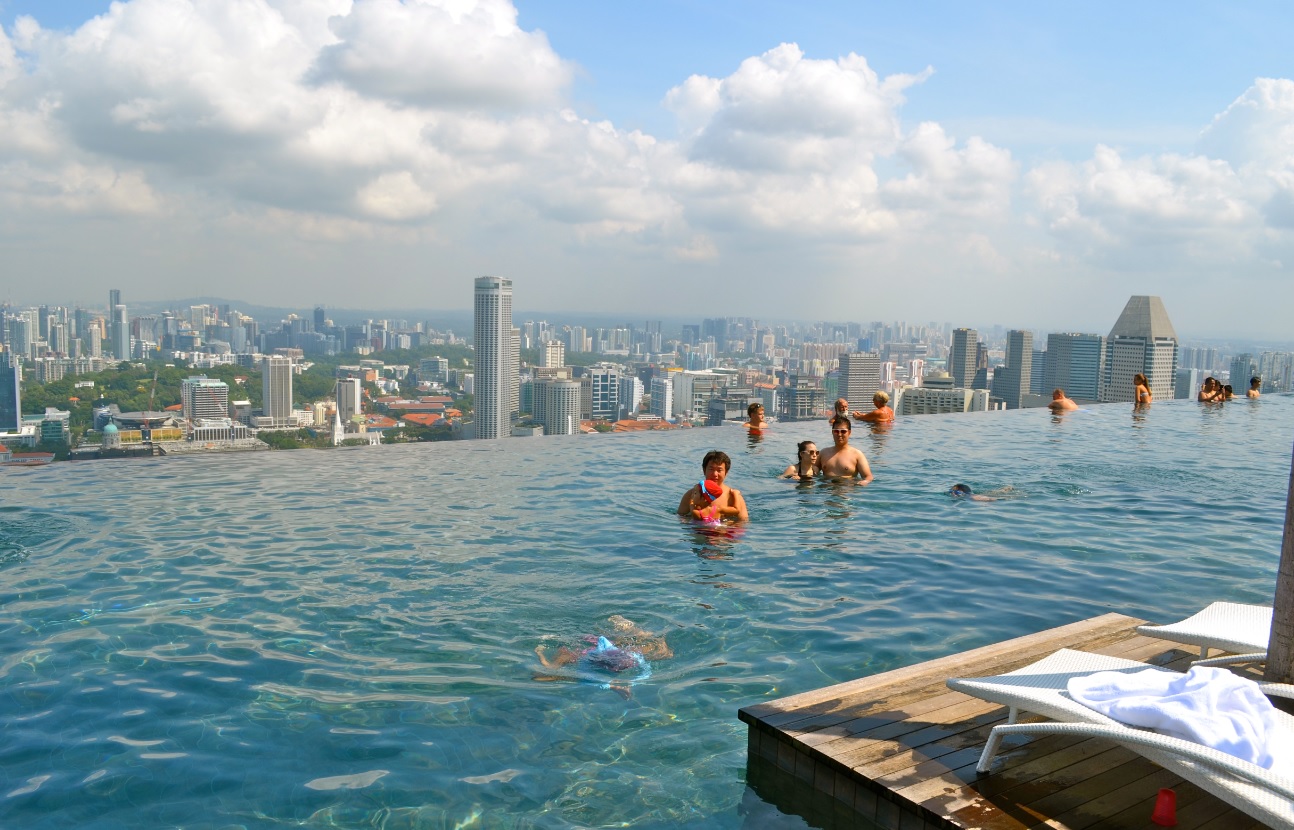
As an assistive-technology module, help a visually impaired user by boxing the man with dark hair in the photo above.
[677,450,749,522]
[816,416,873,485]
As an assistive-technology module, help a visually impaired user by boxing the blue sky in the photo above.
[1,0,1292,338]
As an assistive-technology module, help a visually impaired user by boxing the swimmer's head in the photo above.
[950,484,973,498]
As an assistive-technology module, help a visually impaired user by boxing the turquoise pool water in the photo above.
[1,395,1291,828]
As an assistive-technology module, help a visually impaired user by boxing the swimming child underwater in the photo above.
[534,616,673,698]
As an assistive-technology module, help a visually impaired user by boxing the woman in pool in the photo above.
[1133,373,1152,405]
[781,441,821,480]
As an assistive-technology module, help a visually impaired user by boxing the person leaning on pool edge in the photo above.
[677,450,749,522]
[1048,388,1078,412]
[816,416,873,485]
[852,391,895,423]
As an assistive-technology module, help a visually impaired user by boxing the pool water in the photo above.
[1,395,1290,828]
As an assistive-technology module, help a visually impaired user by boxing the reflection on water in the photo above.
[0,396,1290,828]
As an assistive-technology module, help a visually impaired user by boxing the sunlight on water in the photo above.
[0,395,1290,828]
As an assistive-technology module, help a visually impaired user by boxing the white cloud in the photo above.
[312,0,572,110]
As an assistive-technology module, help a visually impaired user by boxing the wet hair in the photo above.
[747,402,763,418]
[873,391,889,406]
[950,484,973,497]
[1251,376,1262,389]
[1052,388,1065,398]
[796,440,816,457]
[702,450,731,472]
[1223,384,1234,396]
[1133,373,1148,386]
[829,415,852,433]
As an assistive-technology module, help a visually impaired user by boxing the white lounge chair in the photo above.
[1135,601,1272,667]
[947,648,1294,829]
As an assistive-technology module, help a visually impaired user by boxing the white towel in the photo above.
[1067,666,1294,772]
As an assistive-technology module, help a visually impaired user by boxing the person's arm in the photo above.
[780,465,799,479]
[854,451,873,486]
[730,488,749,521]
[854,410,878,422]
[677,487,697,517]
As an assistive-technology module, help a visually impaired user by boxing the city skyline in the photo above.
[1,1,1293,337]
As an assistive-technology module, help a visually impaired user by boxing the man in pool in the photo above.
[1048,388,1079,412]
[816,416,873,485]
[852,391,895,423]
[677,450,749,522]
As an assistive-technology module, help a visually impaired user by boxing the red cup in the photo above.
[1151,787,1177,826]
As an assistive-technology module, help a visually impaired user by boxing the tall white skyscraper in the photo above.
[1100,295,1179,403]
[473,276,514,440]
[539,379,580,436]
[838,352,881,407]
[262,356,294,427]
[649,376,673,420]
[542,340,565,368]
[112,304,130,360]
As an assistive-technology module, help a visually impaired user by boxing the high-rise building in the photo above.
[112,304,130,360]
[509,326,520,423]
[838,352,881,408]
[1043,333,1106,402]
[262,356,295,427]
[473,276,514,440]
[1100,296,1179,403]
[0,359,20,432]
[1229,353,1257,389]
[542,340,565,369]
[991,330,1033,409]
[336,377,362,423]
[539,379,580,436]
[948,328,978,388]
[10,317,32,360]
[649,376,673,420]
[181,376,230,421]
[619,375,644,419]
[589,366,619,421]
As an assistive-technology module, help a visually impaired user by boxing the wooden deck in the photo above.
[739,613,1268,829]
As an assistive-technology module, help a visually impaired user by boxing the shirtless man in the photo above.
[832,398,849,420]
[816,416,873,485]
[853,391,895,423]
[677,450,750,522]
[1048,388,1078,413]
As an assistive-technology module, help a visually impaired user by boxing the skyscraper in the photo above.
[0,358,20,432]
[336,378,362,424]
[473,276,514,440]
[542,340,565,368]
[948,328,978,388]
[539,380,580,436]
[261,356,295,427]
[112,304,130,360]
[181,376,231,421]
[1043,333,1105,401]
[838,352,881,407]
[991,330,1033,409]
[1100,296,1179,402]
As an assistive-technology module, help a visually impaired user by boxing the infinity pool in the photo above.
[1,395,1290,828]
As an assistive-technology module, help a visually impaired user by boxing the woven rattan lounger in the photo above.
[1135,601,1271,667]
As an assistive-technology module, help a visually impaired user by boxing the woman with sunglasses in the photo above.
[781,441,821,480]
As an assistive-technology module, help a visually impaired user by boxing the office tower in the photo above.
[336,378,362,423]
[314,306,327,331]
[1100,295,1179,402]
[1230,354,1256,389]
[619,375,644,419]
[473,276,514,440]
[838,352,881,407]
[1043,333,1105,402]
[262,356,295,427]
[1175,368,1201,400]
[10,317,32,360]
[87,326,102,358]
[1259,352,1293,392]
[0,359,20,432]
[108,290,121,357]
[991,330,1033,409]
[112,304,130,359]
[649,376,673,420]
[1030,349,1046,394]
[49,323,67,355]
[509,327,520,422]
[948,328,978,388]
[589,366,619,421]
[181,376,230,420]
[542,340,565,369]
[539,379,580,436]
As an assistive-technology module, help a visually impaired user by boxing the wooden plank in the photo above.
[740,616,1263,830]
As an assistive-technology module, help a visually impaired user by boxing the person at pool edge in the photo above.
[745,402,769,430]
[816,416,873,485]
[677,450,749,522]
[1048,388,1078,412]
